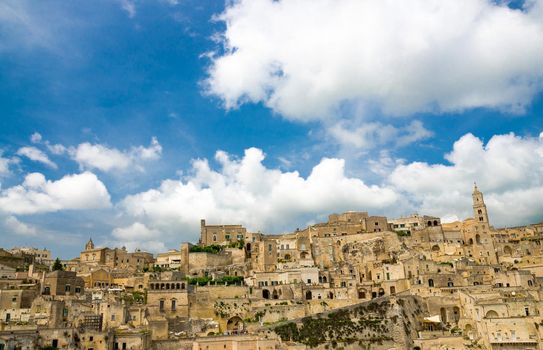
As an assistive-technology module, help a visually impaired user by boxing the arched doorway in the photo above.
[440,307,447,323]
[428,279,434,287]
[452,307,460,322]
[227,316,244,332]
[390,286,396,295]
[272,290,279,299]
[464,324,474,340]
[305,290,312,300]
[431,245,440,252]
[262,289,270,299]
[475,234,481,244]
[378,288,385,297]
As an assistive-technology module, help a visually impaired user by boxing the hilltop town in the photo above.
[1,184,543,350]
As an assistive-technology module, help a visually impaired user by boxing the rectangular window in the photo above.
[159,300,164,311]
[171,299,176,311]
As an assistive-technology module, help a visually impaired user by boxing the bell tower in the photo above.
[85,237,95,251]
[472,183,489,225]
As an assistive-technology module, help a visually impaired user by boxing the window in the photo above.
[225,234,231,240]
[171,299,176,311]
[268,244,272,252]
[159,300,164,311]
[111,314,116,321]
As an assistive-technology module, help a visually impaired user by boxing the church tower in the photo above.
[472,183,489,225]
[85,238,95,251]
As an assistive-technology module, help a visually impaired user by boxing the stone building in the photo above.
[42,270,85,296]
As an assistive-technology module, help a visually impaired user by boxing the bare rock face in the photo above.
[341,237,387,264]
[273,295,426,350]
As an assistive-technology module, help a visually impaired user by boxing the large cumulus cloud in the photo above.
[205,0,543,120]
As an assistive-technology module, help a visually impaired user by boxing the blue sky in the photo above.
[1,0,542,259]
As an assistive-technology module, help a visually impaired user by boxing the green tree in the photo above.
[52,258,63,271]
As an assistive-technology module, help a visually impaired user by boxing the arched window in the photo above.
[485,310,498,319]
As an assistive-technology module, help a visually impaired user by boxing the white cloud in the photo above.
[70,137,162,173]
[2,215,37,236]
[16,146,57,169]
[0,171,111,215]
[110,222,166,252]
[119,0,136,18]
[206,0,543,121]
[328,120,432,150]
[30,132,42,143]
[119,147,398,242]
[0,153,12,177]
[388,132,543,226]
